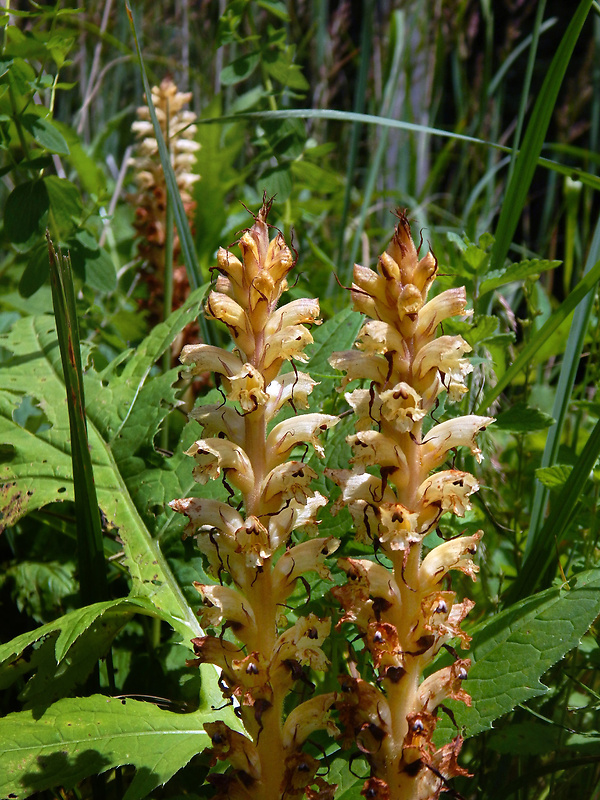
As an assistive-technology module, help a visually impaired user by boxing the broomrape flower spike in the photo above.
[328,210,493,800]
[170,198,340,799]
[129,78,201,323]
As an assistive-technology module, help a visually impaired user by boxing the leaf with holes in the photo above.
[0,288,213,645]
[0,694,228,800]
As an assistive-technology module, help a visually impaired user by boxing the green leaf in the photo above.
[260,164,292,201]
[4,179,49,247]
[464,242,490,274]
[199,108,600,194]
[0,694,224,800]
[463,315,499,347]
[18,242,49,297]
[263,47,309,90]
[220,52,259,85]
[494,402,555,433]
[487,722,562,755]
[480,258,561,296]
[291,159,340,193]
[0,295,208,644]
[44,176,83,238]
[257,0,289,20]
[435,567,600,743]
[0,599,156,692]
[476,257,600,413]
[309,307,363,381]
[4,560,76,623]
[535,464,573,489]
[21,113,70,155]
[69,239,117,293]
[194,97,245,266]
[508,417,600,600]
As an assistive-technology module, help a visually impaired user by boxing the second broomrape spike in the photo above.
[328,210,493,800]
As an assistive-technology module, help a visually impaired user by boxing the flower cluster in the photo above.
[129,78,200,320]
[171,199,340,799]
[328,211,493,800]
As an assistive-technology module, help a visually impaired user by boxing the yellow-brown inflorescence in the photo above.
[327,211,493,800]
[129,78,200,317]
[170,199,340,799]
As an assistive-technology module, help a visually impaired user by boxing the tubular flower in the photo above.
[170,199,339,799]
[328,211,493,799]
[129,78,201,338]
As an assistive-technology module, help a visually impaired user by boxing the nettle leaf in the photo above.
[18,241,50,298]
[479,258,561,296]
[494,402,555,433]
[219,52,259,86]
[263,46,309,90]
[21,113,70,155]
[4,560,76,623]
[308,306,364,399]
[44,175,83,237]
[435,567,600,744]
[0,288,210,645]
[463,315,499,347]
[0,694,223,800]
[260,164,292,201]
[536,463,573,489]
[4,179,49,247]
[0,599,157,696]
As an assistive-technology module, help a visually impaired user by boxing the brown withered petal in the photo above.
[204,721,261,780]
[185,438,255,493]
[360,777,391,800]
[417,658,472,712]
[195,583,257,637]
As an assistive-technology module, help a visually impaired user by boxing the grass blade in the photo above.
[335,0,372,277]
[344,10,405,285]
[490,0,593,273]
[125,2,211,345]
[475,257,600,414]
[47,236,108,607]
[525,213,600,556]
[199,108,600,193]
[505,418,600,602]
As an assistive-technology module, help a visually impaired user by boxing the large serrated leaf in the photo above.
[0,291,210,643]
[0,694,225,800]
[494,402,555,433]
[435,568,600,743]
[479,258,560,296]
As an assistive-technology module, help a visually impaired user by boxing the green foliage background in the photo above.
[1,1,600,798]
